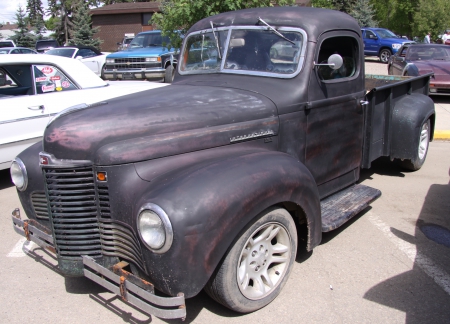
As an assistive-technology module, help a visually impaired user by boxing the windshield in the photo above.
[129,33,171,48]
[46,48,76,58]
[180,27,305,77]
[376,29,399,39]
[407,46,450,61]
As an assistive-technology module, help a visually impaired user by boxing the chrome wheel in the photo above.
[418,121,429,160]
[237,222,291,300]
[379,49,391,63]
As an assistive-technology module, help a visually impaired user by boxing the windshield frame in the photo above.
[179,25,308,79]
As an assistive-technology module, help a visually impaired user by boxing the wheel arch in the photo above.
[390,93,435,161]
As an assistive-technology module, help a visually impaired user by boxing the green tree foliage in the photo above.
[27,0,46,39]
[332,0,356,13]
[371,0,417,38]
[69,0,102,48]
[47,0,74,45]
[413,0,450,42]
[151,0,296,50]
[349,0,377,27]
[12,5,36,48]
[311,0,334,9]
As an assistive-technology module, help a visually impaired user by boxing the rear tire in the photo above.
[164,65,174,83]
[379,49,392,64]
[205,207,297,313]
[398,119,430,171]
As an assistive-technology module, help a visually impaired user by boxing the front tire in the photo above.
[164,65,174,83]
[398,119,430,171]
[205,207,297,313]
[379,49,392,64]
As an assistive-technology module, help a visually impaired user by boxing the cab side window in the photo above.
[33,65,77,94]
[317,36,358,81]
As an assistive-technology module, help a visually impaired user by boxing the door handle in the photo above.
[360,100,369,106]
[28,105,45,113]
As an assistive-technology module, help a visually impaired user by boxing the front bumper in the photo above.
[11,208,186,320]
[103,68,166,80]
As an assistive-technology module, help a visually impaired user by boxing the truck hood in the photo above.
[107,46,174,58]
[43,85,278,165]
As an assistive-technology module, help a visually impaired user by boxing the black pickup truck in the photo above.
[10,7,435,320]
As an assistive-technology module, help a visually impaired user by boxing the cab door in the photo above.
[305,31,365,198]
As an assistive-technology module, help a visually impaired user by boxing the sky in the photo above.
[0,0,49,24]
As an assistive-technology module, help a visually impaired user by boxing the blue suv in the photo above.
[103,30,179,83]
[361,28,413,63]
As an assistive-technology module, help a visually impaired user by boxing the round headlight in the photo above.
[10,158,28,191]
[137,204,173,253]
[139,210,165,249]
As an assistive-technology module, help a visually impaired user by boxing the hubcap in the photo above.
[418,122,429,160]
[381,52,389,62]
[237,222,291,300]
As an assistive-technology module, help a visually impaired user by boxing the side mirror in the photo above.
[314,54,343,70]
[369,35,378,40]
[327,54,343,70]
[75,56,83,60]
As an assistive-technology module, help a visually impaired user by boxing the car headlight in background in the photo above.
[106,58,115,63]
[145,57,161,62]
[138,203,173,253]
[10,157,28,191]
[392,44,401,49]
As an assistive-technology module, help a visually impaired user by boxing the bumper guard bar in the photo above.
[11,208,186,320]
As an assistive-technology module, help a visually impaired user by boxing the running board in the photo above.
[320,184,381,232]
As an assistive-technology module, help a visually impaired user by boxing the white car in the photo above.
[0,54,168,170]
[45,46,110,78]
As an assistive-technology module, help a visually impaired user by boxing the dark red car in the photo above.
[388,43,450,95]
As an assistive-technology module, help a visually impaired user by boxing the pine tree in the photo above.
[69,0,102,48]
[12,5,35,48]
[350,0,378,27]
[27,0,46,39]
[47,0,74,45]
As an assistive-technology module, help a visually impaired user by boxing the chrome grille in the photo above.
[31,191,49,220]
[114,57,146,63]
[43,165,146,271]
[99,220,146,271]
[112,62,162,70]
[44,167,102,258]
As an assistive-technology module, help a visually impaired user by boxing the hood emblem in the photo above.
[230,130,274,143]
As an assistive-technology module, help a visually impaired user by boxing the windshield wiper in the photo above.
[210,21,222,60]
[258,17,295,45]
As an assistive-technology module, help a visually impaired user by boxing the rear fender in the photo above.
[390,93,435,160]
[134,147,321,297]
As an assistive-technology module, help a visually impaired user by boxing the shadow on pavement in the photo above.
[363,170,450,323]
[0,168,14,190]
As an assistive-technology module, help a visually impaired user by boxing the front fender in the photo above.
[15,141,49,227]
[134,146,321,298]
[390,93,435,160]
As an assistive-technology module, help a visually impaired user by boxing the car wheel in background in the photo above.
[379,49,392,64]
[164,65,174,83]
[100,64,106,80]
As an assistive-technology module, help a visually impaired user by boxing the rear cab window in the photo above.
[317,36,358,81]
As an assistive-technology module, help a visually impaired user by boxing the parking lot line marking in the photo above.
[369,213,450,296]
[7,238,36,258]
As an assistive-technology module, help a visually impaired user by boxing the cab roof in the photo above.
[187,7,360,42]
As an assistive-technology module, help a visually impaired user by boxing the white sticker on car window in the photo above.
[42,84,55,92]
